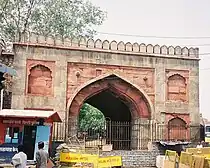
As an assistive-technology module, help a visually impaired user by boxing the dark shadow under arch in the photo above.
[85,89,131,122]
[83,90,132,150]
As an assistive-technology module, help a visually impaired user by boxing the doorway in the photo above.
[69,74,152,150]
[83,89,132,150]
[23,126,37,160]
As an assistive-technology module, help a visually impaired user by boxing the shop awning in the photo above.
[159,141,191,146]
[0,109,62,122]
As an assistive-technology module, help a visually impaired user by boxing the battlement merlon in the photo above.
[13,32,199,60]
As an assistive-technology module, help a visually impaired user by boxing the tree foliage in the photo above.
[0,0,106,42]
[79,103,105,132]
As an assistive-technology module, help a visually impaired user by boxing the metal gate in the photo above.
[75,120,132,150]
[106,121,131,150]
[168,118,187,141]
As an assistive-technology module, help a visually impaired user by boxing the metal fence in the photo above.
[52,121,203,150]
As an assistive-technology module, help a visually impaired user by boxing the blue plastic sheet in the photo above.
[0,63,17,76]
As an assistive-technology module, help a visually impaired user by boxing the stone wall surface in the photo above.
[102,150,160,168]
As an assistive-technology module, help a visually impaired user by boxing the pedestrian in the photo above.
[36,141,49,168]
[11,145,27,168]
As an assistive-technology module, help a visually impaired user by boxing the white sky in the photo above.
[90,0,210,119]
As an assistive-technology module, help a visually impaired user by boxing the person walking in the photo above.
[11,145,27,168]
[36,141,49,168]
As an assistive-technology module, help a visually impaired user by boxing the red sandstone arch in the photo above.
[168,117,188,141]
[68,74,153,119]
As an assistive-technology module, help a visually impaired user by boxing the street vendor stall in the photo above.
[0,109,61,163]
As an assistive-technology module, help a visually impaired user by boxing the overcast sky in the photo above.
[90,0,210,119]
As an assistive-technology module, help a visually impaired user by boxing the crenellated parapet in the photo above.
[18,33,199,58]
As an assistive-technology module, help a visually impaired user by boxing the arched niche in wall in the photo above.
[168,117,187,141]
[28,64,53,96]
[167,74,187,102]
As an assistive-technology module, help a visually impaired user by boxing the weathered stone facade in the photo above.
[101,150,161,168]
[11,34,199,144]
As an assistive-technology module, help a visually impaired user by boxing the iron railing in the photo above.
[52,121,203,150]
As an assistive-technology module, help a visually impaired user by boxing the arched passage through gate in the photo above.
[68,74,153,150]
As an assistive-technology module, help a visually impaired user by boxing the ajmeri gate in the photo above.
[11,33,200,150]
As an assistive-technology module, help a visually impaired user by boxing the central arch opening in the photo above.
[86,89,131,122]
[79,89,132,150]
[69,74,152,150]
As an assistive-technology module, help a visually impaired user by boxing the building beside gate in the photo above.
[5,33,200,150]
[0,39,62,163]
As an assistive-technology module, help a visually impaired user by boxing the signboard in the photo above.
[60,152,98,163]
[2,119,52,126]
[98,156,122,167]
[0,143,19,163]
[60,152,122,168]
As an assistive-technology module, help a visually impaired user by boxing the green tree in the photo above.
[0,0,106,42]
[79,103,105,132]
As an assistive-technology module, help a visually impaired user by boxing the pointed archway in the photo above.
[67,73,154,149]
[68,73,153,118]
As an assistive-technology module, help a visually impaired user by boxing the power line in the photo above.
[198,67,210,71]
[97,32,210,40]
[199,53,210,56]
[180,44,210,47]
[200,68,210,71]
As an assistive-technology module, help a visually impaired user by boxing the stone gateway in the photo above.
[11,33,199,151]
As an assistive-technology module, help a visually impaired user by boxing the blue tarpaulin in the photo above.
[0,63,17,76]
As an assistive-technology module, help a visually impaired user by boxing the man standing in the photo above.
[11,145,27,168]
[36,141,49,168]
